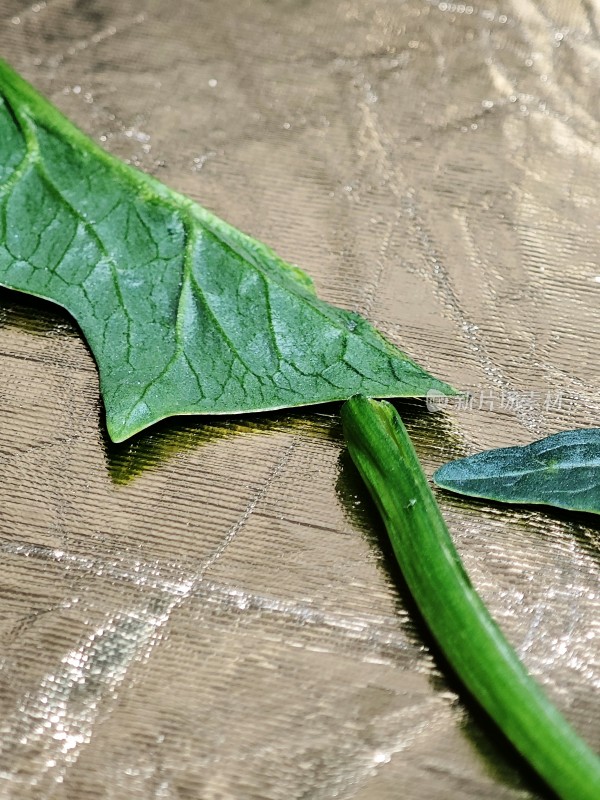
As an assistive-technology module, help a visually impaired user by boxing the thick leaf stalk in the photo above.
[341,395,600,800]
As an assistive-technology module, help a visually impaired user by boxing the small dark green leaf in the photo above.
[434,428,600,515]
[0,59,454,442]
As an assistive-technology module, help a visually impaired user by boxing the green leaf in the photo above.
[342,396,600,800]
[433,428,600,515]
[0,59,454,442]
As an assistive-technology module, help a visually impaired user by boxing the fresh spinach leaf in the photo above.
[434,428,600,515]
[0,59,453,442]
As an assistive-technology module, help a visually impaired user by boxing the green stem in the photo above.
[341,395,600,800]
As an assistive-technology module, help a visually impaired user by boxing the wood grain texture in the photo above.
[0,1,598,798]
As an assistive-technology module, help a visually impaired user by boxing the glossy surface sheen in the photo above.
[342,396,600,800]
[0,2,599,799]
[434,428,600,515]
[0,59,452,442]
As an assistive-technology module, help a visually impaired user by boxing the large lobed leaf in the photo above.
[434,428,600,515]
[0,59,453,442]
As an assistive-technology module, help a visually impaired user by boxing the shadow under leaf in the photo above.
[0,286,80,338]
[102,404,339,485]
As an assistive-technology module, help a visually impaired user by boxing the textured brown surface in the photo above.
[0,1,599,798]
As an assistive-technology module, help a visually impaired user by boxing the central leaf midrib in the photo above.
[457,459,600,481]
